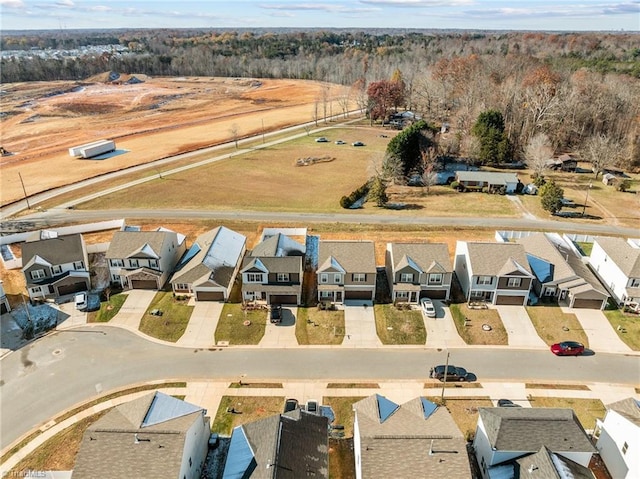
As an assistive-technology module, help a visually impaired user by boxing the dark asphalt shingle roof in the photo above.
[21,233,85,267]
[389,242,452,273]
[466,242,533,277]
[516,446,595,479]
[318,241,376,273]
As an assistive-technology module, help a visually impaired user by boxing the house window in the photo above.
[334,273,341,284]
[353,273,366,283]
[112,274,120,282]
[477,276,492,285]
[129,259,139,268]
[52,265,62,274]
[30,269,46,280]
[507,277,522,287]
[277,273,289,282]
[428,273,443,285]
[246,273,263,283]
[320,291,332,298]
[110,259,124,267]
[320,273,328,284]
[175,283,189,291]
[622,442,628,454]
[73,261,83,269]
[630,279,640,288]
[400,273,414,283]
[149,259,158,269]
[31,286,42,293]
[396,291,409,299]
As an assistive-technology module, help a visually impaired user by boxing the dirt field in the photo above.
[1,76,350,206]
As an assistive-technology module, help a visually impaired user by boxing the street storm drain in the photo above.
[52,349,62,356]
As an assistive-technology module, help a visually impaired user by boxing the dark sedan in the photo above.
[429,365,469,381]
[551,341,585,356]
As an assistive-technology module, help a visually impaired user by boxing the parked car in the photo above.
[335,140,345,145]
[420,297,436,318]
[497,399,522,407]
[551,341,584,356]
[430,365,469,382]
[315,137,328,143]
[74,292,87,311]
[284,398,299,413]
[306,399,319,415]
[270,305,282,324]
[352,141,365,147]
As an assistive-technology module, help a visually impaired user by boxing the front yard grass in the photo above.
[374,304,426,345]
[138,291,194,342]
[604,309,640,350]
[296,307,345,345]
[526,306,589,347]
[426,396,494,441]
[211,396,284,435]
[449,303,508,345]
[214,303,267,345]
[323,396,366,438]
[527,397,605,431]
[87,292,127,323]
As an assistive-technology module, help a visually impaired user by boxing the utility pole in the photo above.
[18,172,30,209]
[441,351,450,403]
[581,182,592,217]
[261,119,265,144]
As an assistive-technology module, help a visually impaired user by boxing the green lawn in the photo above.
[87,292,127,323]
[296,307,345,345]
[138,291,194,342]
[214,303,267,345]
[526,306,589,347]
[211,396,284,435]
[527,397,605,431]
[449,303,507,345]
[374,304,426,345]
[323,396,366,438]
[604,309,640,350]
[425,396,493,441]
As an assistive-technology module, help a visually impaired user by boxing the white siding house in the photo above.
[595,398,640,479]
[589,237,640,305]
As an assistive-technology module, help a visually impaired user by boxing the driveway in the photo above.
[55,300,87,331]
[569,308,632,354]
[259,306,299,348]
[495,306,548,349]
[109,290,156,331]
[176,300,224,348]
[341,301,381,348]
[425,301,466,349]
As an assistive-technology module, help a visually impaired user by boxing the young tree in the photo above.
[539,180,564,214]
[471,110,510,165]
[229,123,240,149]
[525,133,553,177]
[582,134,620,179]
[368,176,389,207]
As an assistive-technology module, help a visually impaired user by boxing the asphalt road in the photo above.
[1,326,638,449]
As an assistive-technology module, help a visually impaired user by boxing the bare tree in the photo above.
[420,151,438,195]
[336,85,351,119]
[321,85,330,123]
[312,100,319,127]
[229,123,240,149]
[582,134,619,179]
[525,133,553,177]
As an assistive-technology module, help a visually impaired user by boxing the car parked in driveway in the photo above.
[284,398,299,413]
[497,399,522,407]
[551,341,585,356]
[74,292,87,311]
[420,297,436,318]
[270,305,282,324]
[429,365,469,381]
[306,399,319,415]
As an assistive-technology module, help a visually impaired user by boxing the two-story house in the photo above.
[454,241,534,305]
[240,233,305,305]
[317,240,376,303]
[589,237,640,306]
[106,228,186,290]
[595,398,640,479]
[385,242,452,303]
[170,226,246,301]
[21,231,90,301]
[519,233,609,309]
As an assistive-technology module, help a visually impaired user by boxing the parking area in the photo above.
[495,305,548,349]
[569,308,632,354]
[424,301,466,349]
[341,301,381,348]
[109,290,156,331]
[259,306,299,348]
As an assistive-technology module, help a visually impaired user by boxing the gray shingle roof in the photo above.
[456,171,519,184]
[594,237,640,277]
[318,241,376,274]
[516,446,595,479]
[606,397,640,428]
[478,407,595,454]
[389,243,452,273]
[21,233,85,267]
[106,231,173,259]
[466,242,533,277]
[250,233,305,258]
[242,256,302,274]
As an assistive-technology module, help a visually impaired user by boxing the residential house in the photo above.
[589,237,640,305]
[106,228,186,290]
[353,394,471,479]
[0,280,11,314]
[385,242,453,302]
[595,397,640,479]
[454,171,520,194]
[240,233,305,305]
[72,392,210,479]
[519,233,609,309]
[454,241,534,305]
[21,231,90,301]
[317,240,376,303]
[171,226,246,301]
[473,407,596,479]
[516,445,595,479]
[545,154,578,172]
[222,408,328,479]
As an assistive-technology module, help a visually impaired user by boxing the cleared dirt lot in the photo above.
[1,76,349,206]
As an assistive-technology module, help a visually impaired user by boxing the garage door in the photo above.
[131,279,158,289]
[345,290,373,300]
[57,282,87,296]
[270,295,297,305]
[572,298,604,309]
[420,290,446,300]
[495,295,525,305]
[196,291,224,301]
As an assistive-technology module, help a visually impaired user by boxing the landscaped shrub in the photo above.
[450,181,460,190]
[340,181,371,209]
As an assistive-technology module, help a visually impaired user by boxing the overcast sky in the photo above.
[1,0,638,32]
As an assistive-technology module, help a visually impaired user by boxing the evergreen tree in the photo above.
[539,180,564,214]
[471,110,510,165]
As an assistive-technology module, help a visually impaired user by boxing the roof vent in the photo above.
[528,465,538,473]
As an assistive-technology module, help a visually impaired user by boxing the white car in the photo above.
[315,137,328,143]
[420,297,436,318]
[74,292,87,311]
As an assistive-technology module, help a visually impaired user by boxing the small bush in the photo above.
[450,181,460,190]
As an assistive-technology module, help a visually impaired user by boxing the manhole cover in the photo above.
[52,349,62,356]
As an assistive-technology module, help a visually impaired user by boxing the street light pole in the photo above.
[441,351,450,403]
[582,182,593,217]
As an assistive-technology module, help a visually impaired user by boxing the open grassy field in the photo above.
[211,396,285,435]
[603,309,640,350]
[296,307,345,345]
[526,306,589,347]
[138,291,194,342]
[374,304,426,345]
[450,303,508,345]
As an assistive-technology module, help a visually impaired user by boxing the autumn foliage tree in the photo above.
[367,78,405,124]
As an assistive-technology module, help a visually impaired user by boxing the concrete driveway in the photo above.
[259,307,299,348]
[425,301,466,349]
[109,290,156,331]
[568,308,632,354]
[176,300,224,348]
[341,301,381,348]
[55,300,87,331]
[495,306,548,349]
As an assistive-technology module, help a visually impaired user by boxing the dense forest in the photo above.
[2,28,639,168]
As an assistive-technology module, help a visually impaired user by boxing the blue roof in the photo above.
[177,242,201,269]
[376,394,399,423]
[320,405,335,424]
[420,398,438,420]
[527,253,554,283]
[141,392,202,428]
[222,426,257,479]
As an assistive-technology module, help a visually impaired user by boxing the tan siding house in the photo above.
[317,240,376,303]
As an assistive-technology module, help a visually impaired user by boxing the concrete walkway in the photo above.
[569,308,632,354]
[341,301,382,348]
[109,290,156,331]
[495,305,548,349]
[176,300,223,348]
[425,301,466,349]
[259,307,299,348]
